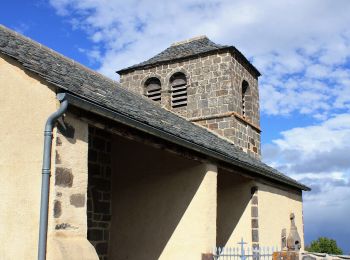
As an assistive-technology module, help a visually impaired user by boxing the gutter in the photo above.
[38,93,68,260]
[64,93,310,191]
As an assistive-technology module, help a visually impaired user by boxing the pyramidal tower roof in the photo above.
[117,35,261,77]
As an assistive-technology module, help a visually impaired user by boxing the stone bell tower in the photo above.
[117,36,261,158]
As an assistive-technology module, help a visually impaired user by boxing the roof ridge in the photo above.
[117,36,229,74]
[171,35,208,46]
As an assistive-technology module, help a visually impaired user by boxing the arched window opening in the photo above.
[242,80,249,117]
[170,72,187,108]
[145,77,161,102]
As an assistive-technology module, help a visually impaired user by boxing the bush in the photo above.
[306,237,343,255]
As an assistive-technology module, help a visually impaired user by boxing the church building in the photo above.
[0,25,309,260]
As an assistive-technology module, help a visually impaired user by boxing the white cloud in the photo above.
[49,0,350,117]
[264,113,350,170]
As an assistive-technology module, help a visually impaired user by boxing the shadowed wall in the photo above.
[217,169,253,247]
[109,135,217,260]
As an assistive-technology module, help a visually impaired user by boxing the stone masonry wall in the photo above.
[195,116,260,157]
[87,126,112,260]
[48,113,99,260]
[119,51,261,158]
[52,114,89,235]
[251,186,259,254]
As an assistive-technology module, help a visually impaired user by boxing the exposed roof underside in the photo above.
[0,25,309,191]
[117,36,261,77]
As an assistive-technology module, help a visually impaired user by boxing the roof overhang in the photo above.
[65,92,310,191]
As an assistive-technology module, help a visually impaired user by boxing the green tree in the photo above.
[306,237,343,255]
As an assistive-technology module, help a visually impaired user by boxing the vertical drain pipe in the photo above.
[38,93,68,260]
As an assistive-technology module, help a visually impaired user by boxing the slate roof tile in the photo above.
[0,24,309,191]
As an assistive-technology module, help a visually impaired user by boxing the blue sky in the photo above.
[1,0,350,253]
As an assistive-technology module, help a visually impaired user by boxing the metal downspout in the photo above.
[38,93,68,260]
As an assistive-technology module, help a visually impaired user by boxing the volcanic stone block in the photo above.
[70,193,85,208]
[55,167,73,187]
[53,200,62,218]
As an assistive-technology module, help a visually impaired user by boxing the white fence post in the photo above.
[213,239,276,260]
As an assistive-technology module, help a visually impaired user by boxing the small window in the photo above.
[170,72,187,108]
[145,77,161,102]
[242,80,249,117]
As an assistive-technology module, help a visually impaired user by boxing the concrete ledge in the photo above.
[189,111,261,133]
[273,251,350,260]
[301,252,350,260]
[47,237,98,260]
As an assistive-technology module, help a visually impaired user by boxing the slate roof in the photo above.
[0,25,309,191]
[117,36,261,77]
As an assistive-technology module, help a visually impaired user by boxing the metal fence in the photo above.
[213,239,278,260]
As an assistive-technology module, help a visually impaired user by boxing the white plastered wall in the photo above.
[257,182,304,248]
[0,54,97,260]
[159,163,217,260]
[0,54,57,260]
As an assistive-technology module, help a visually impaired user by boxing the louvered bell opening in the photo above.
[170,72,187,108]
[146,83,161,102]
[145,78,161,102]
[171,83,187,107]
